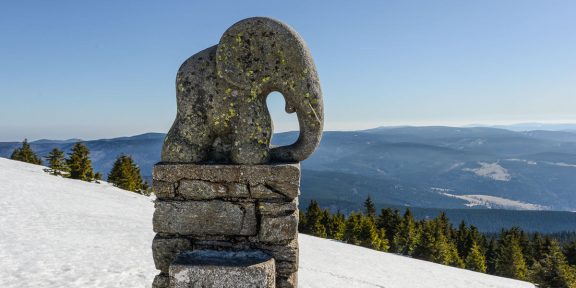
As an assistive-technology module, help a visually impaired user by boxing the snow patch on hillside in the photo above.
[505,159,537,165]
[441,192,547,210]
[0,158,535,288]
[463,162,511,181]
[544,161,576,168]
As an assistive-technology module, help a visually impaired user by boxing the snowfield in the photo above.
[0,158,535,288]
[463,162,512,181]
[440,192,547,210]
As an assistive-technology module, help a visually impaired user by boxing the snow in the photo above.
[543,161,576,168]
[463,162,511,181]
[0,158,535,288]
[504,159,537,165]
[440,192,547,210]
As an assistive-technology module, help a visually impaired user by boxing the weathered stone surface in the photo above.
[251,184,287,199]
[259,214,298,243]
[276,261,298,275]
[152,236,192,273]
[258,200,298,216]
[161,17,323,165]
[169,250,275,288]
[153,200,257,236]
[277,274,298,288]
[154,164,300,198]
[177,180,250,200]
[153,273,169,288]
[154,181,175,199]
[256,239,299,262]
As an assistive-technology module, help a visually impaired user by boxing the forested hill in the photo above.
[2,126,576,212]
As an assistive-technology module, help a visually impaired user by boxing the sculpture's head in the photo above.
[216,17,324,163]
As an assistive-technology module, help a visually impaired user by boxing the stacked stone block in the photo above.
[152,163,300,288]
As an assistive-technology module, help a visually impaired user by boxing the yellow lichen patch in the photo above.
[177,83,185,93]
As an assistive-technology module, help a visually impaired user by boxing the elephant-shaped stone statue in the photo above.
[161,17,324,164]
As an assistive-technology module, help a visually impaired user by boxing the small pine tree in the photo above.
[377,208,402,252]
[563,240,576,266]
[530,240,576,288]
[328,210,346,241]
[107,155,146,193]
[298,210,307,233]
[94,172,102,183]
[358,216,387,251]
[343,212,362,245]
[10,139,42,165]
[67,142,94,181]
[495,231,528,280]
[465,241,487,273]
[486,238,498,274]
[363,196,376,218]
[394,208,419,255]
[45,148,67,175]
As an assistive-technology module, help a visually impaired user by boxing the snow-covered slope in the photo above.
[0,158,535,288]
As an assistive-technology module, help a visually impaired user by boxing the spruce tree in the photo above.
[10,139,42,165]
[465,241,487,273]
[363,196,376,219]
[495,231,528,280]
[303,200,327,238]
[456,220,470,259]
[298,210,307,233]
[67,142,94,181]
[358,216,388,251]
[344,212,362,245]
[486,238,498,274]
[530,240,576,288]
[107,155,146,193]
[563,240,576,266]
[394,208,419,255]
[377,208,402,252]
[327,210,346,240]
[45,148,67,175]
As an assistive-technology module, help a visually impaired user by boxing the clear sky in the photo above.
[0,0,575,141]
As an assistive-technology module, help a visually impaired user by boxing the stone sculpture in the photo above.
[152,17,323,288]
[161,17,324,164]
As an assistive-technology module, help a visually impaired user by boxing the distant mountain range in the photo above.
[2,126,576,212]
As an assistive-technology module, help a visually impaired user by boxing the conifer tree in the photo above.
[10,139,42,165]
[66,142,94,181]
[298,210,307,233]
[456,220,470,259]
[358,216,388,251]
[363,196,376,219]
[107,155,146,193]
[343,212,362,245]
[530,240,576,288]
[465,241,487,273]
[377,208,402,252]
[327,210,346,240]
[394,208,419,255]
[485,238,498,274]
[495,231,528,280]
[45,148,67,175]
[303,200,326,238]
[563,240,576,266]
[94,172,102,183]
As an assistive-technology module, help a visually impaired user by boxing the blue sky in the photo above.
[0,1,575,141]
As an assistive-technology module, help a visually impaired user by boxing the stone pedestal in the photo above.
[169,250,275,288]
[152,163,300,288]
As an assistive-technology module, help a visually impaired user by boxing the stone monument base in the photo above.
[152,163,300,288]
[169,250,275,288]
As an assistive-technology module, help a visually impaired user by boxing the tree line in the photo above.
[300,197,576,288]
[10,139,148,194]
